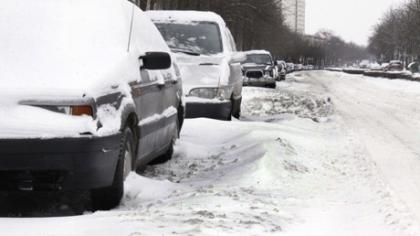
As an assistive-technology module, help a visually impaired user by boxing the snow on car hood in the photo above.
[175,54,229,94]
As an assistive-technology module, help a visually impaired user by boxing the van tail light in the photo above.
[71,106,93,116]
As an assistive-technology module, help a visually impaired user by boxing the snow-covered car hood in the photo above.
[175,54,227,94]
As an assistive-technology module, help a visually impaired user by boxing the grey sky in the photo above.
[306,0,406,46]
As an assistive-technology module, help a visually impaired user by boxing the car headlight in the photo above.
[189,87,230,100]
[264,66,274,77]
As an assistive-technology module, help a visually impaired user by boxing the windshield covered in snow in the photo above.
[244,54,273,65]
[155,22,223,55]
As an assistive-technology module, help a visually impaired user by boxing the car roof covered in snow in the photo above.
[0,0,169,97]
[146,10,226,26]
[245,50,272,56]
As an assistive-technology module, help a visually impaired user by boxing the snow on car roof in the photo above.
[244,50,272,55]
[0,0,169,98]
[146,10,226,26]
[0,0,131,94]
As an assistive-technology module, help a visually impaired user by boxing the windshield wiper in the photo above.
[171,48,201,56]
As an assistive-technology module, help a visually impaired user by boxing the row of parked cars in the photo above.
[333,59,420,80]
[0,1,288,211]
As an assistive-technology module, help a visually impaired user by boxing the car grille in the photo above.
[246,70,264,79]
[0,171,67,191]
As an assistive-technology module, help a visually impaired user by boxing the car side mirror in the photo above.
[140,52,172,70]
[229,52,246,64]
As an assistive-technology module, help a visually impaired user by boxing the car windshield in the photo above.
[244,54,273,65]
[155,22,223,55]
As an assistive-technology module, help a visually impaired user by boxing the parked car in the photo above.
[0,1,184,211]
[295,64,304,71]
[359,60,370,69]
[276,60,287,81]
[408,61,419,73]
[286,63,295,73]
[148,11,245,120]
[385,60,404,71]
[241,50,277,89]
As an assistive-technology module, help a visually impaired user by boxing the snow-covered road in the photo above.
[2,71,420,236]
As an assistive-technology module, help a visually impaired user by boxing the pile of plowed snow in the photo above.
[241,87,333,122]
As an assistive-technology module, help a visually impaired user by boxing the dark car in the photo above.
[386,60,404,71]
[0,1,184,211]
[242,50,277,89]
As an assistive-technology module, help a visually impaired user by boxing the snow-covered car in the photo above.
[286,63,295,73]
[295,64,304,71]
[0,0,184,211]
[241,50,277,89]
[359,60,370,69]
[148,11,245,120]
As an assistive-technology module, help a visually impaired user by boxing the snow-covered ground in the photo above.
[2,71,420,235]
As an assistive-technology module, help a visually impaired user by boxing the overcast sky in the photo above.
[306,0,406,46]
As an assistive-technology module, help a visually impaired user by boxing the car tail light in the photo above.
[71,106,93,116]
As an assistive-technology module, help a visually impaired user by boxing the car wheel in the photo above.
[231,98,241,119]
[90,127,134,211]
[177,103,185,135]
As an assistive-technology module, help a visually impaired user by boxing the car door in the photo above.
[159,65,180,146]
[130,69,164,161]
[128,5,175,164]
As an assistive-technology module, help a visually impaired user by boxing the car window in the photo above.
[155,22,223,55]
[244,54,273,65]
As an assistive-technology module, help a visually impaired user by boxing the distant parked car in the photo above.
[295,64,304,71]
[276,60,287,81]
[359,60,370,69]
[241,50,277,89]
[385,60,404,71]
[148,11,245,120]
[408,61,419,73]
[286,63,295,73]
[0,1,184,211]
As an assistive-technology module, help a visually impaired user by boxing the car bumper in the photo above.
[0,134,122,191]
[185,100,232,120]
[243,77,276,87]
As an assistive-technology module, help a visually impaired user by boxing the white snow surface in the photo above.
[3,71,420,235]
[146,10,226,27]
[244,50,272,55]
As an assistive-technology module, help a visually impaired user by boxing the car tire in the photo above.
[90,127,134,211]
[177,103,185,135]
[231,98,241,119]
